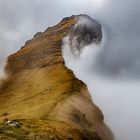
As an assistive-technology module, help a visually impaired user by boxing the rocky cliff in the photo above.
[0,15,113,140]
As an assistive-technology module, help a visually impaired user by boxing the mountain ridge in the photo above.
[0,15,113,140]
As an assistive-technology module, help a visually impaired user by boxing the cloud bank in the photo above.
[62,37,140,140]
[62,7,140,139]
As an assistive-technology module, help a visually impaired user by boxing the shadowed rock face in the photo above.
[69,14,102,55]
[0,15,113,140]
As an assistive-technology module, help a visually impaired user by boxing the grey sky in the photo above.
[93,0,140,78]
[0,0,63,61]
[62,43,140,140]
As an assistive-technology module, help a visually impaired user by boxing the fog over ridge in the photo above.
[62,35,140,140]
[62,10,140,139]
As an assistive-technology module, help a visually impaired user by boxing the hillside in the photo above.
[0,15,113,140]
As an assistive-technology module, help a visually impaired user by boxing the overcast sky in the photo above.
[0,0,140,140]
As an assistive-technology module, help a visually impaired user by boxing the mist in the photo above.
[0,59,7,86]
[62,36,140,140]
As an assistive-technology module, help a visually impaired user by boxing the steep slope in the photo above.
[0,15,113,140]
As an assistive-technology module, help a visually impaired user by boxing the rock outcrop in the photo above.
[0,15,113,140]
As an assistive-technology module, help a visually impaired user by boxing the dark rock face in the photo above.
[68,15,102,55]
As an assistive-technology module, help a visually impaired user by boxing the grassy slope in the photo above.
[0,15,113,140]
